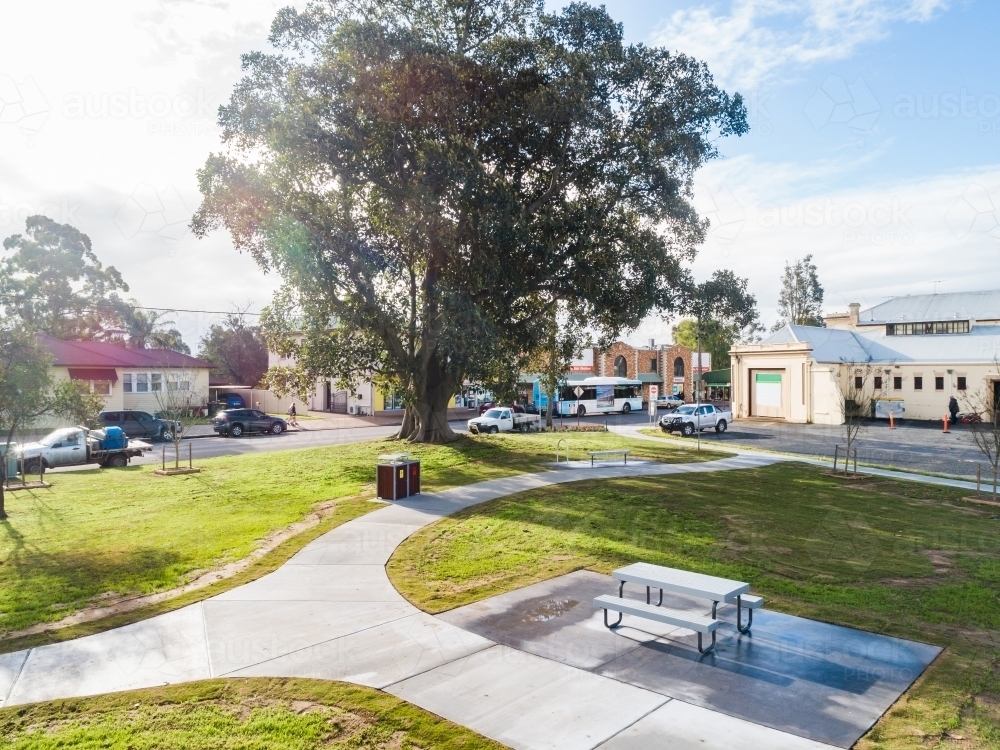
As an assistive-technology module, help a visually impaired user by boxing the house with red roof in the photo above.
[38,333,213,414]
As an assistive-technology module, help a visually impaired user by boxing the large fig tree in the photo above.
[192,0,746,442]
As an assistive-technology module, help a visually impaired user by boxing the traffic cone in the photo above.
[889,412,896,430]
[943,414,949,433]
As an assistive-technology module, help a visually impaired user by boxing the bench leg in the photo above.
[711,601,718,619]
[618,580,625,597]
[737,596,753,634]
[697,630,717,655]
[603,607,623,629]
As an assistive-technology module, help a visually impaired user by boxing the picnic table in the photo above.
[594,562,763,655]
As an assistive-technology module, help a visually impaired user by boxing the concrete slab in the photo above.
[438,570,681,669]
[597,608,940,748]
[289,522,425,565]
[211,564,400,602]
[0,650,29,707]
[600,699,838,749]
[203,599,416,675]
[386,644,668,750]
[230,612,493,689]
[6,604,211,706]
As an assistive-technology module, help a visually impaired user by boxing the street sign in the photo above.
[648,385,658,418]
[574,386,584,398]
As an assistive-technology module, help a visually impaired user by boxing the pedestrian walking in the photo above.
[288,402,298,427]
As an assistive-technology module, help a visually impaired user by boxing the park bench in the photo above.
[587,449,631,467]
[594,562,764,655]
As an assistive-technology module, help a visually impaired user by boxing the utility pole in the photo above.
[696,316,702,452]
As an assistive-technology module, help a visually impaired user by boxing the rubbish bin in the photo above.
[376,453,421,501]
[0,444,17,482]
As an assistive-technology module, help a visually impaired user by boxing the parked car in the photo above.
[656,395,685,410]
[659,404,732,436]
[212,409,287,437]
[468,408,540,434]
[99,410,180,441]
[477,401,496,415]
[16,426,151,471]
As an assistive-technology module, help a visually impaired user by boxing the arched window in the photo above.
[613,355,627,378]
[673,357,685,378]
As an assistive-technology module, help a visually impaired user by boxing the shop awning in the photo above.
[637,373,663,384]
[701,368,731,385]
[68,367,118,383]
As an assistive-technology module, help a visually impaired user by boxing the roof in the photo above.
[860,290,1000,324]
[38,333,212,369]
[761,323,1000,364]
[701,368,731,385]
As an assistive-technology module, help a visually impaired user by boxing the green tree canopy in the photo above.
[774,254,824,329]
[197,311,269,387]
[675,269,759,372]
[672,318,737,371]
[0,216,128,339]
[193,0,747,441]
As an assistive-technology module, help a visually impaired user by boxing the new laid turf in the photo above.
[0,431,723,646]
[388,463,1000,749]
[0,678,502,749]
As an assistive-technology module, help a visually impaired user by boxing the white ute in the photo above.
[16,427,152,471]
[659,404,732,436]
[468,408,540,434]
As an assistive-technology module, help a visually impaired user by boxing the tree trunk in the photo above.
[0,470,6,520]
[395,406,416,441]
[545,379,556,429]
[408,352,458,443]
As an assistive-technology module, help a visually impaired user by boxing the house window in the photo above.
[874,376,882,390]
[886,320,970,335]
[673,357,684,378]
[914,376,922,390]
[136,373,149,393]
[93,380,112,396]
[854,376,863,389]
[935,376,944,390]
[614,356,627,378]
[649,358,657,372]
[958,376,967,391]
[151,373,163,392]
[123,374,133,393]
[893,376,902,390]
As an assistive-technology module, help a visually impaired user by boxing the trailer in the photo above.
[16,426,152,472]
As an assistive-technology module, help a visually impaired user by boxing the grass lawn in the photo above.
[0,678,502,749]
[388,463,1000,748]
[0,431,724,647]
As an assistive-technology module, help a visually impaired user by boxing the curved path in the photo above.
[0,453,834,749]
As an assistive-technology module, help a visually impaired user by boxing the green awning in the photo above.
[702,368,732,385]
[637,373,663,384]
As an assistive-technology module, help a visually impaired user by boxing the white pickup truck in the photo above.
[468,408,541,434]
[659,404,732,436]
[16,427,152,472]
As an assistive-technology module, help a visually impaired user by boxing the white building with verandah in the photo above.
[730,291,1000,424]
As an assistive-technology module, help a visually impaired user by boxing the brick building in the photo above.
[577,340,702,403]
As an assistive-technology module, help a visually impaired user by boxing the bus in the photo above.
[555,377,643,417]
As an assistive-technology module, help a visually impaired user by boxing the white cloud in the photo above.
[652,0,948,89]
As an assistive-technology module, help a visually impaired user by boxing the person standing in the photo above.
[948,395,959,426]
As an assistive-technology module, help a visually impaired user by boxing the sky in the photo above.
[1,0,998,350]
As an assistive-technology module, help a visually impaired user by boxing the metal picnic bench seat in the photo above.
[593,562,764,655]
[587,449,631,466]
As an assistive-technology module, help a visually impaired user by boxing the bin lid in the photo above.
[378,453,411,463]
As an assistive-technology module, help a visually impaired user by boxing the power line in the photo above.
[0,295,261,316]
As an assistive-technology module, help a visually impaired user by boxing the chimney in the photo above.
[649,338,655,349]
[848,303,860,327]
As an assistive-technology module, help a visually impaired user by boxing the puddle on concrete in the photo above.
[520,597,579,624]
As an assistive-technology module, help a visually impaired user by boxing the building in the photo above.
[39,333,212,414]
[522,340,710,408]
[730,291,1000,424]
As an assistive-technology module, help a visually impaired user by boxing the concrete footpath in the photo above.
[0,453,843,750]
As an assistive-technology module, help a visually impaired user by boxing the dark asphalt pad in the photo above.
[438,570,940,748]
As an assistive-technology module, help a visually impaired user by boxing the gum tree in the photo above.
[193,0,747,442]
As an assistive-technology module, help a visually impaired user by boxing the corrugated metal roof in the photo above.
[766,324,1000,364]
[38,333,212,369]
[861,290,1000,324]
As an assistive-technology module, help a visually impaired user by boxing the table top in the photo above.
[612,562,749,602]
